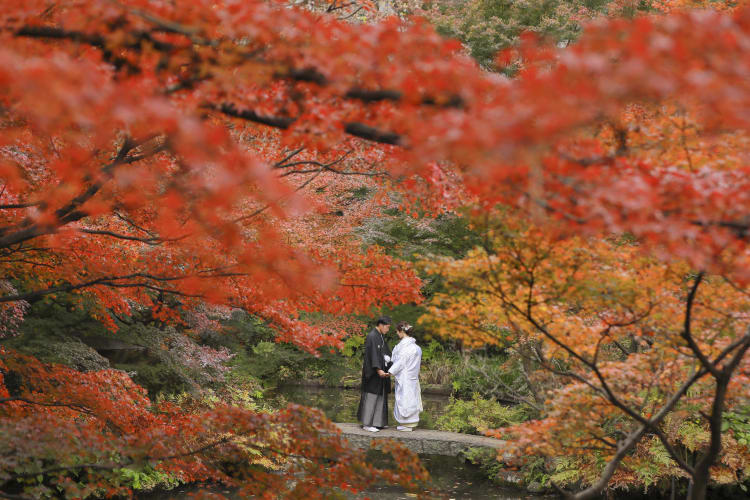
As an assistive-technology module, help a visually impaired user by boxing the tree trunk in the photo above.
[570,426,647,499]
[688,376,730,500]
[689,475,708,500]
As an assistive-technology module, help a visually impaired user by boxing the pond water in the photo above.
[138,385,548,499]
[137,453,540,499]
[268,384,449,430]
[349,453,543,500]
[264,384,548,499]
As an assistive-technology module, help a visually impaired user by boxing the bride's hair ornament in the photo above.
[396,321,412,332]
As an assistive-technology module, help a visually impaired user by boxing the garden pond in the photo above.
[137,453,543,499]
[268,384,451,430]
[267,384,547,499]
[138,385,548,499]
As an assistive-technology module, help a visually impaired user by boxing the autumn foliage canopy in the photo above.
[1,0,750,498]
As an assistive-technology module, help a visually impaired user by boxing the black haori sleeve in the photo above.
[360,329,387,395]
[364,329,384,374]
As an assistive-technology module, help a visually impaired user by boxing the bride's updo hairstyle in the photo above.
[396,321,413,334]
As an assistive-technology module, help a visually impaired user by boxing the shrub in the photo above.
[118,465,182,492]
[2,329,111,372]
[448,352,532,403]
[436,393,527,435]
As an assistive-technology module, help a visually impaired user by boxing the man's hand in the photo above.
[377,369,389,378]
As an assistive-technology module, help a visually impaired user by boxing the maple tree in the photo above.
[3,1,748,316]
[0,0,430,497]
[1,0,750,498]
[0,347,429,499]
[414,9,750,493]
[422,211,750,498]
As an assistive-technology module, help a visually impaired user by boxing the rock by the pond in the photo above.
[496,469,524,486]
[526,481,545,493]
[335,423,506,457]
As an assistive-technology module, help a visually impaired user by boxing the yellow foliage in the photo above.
[419,209,750,487]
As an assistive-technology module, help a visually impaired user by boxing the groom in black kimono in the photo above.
[357,316,392,432]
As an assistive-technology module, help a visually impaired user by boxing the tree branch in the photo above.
[0,202,41,210]
[0,270,243,303]
[681,272,720,377]
[344,122,402,145]
[0,397,93,415]
[78,229,183,245]
[0,139,146,250]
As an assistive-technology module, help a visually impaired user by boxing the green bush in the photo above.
[341,333,364,358]
[357,211,481,262]
[97,324,233,397]
[3,298,237,398]
[118,465,182,491]
[2,328,111,372]
[463,447,505,481]
[420,340,445,364]
[447,352,530,403]
[229,338,359,388]
[424,0,649,71]
[1,299,112,371]
[724,407,750,447]
[436,393,527,435]
[242,341,310,382]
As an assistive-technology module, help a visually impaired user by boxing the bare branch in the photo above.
[0,397,93,415]
[681,272,720,377]
[78,229,184,245]
[0,138,165,250]
[0,202,41,210]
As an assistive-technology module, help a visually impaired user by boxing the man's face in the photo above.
[378,323,390,334]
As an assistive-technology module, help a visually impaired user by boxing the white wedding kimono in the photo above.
[388,336,423,424]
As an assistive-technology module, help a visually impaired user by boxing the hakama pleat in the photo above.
[357,391,388,428]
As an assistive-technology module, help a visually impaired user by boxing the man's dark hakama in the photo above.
[356,328,392,428]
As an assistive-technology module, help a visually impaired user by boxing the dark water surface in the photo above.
[351,453,545,499]
[266,385,545,499]
[138,386,547,499]
[137,453,542,499]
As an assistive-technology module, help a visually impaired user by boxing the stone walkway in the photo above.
[335,423,508,457]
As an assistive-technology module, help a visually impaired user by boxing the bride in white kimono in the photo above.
[387,322,423,431]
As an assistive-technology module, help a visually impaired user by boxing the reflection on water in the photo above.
[138,385,547,499]
[263,385,547,499]
[137,454,539,500]
[269,384,448,430]
[351,453,542,500]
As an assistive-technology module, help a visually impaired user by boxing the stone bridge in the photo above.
[335,423,508,457]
